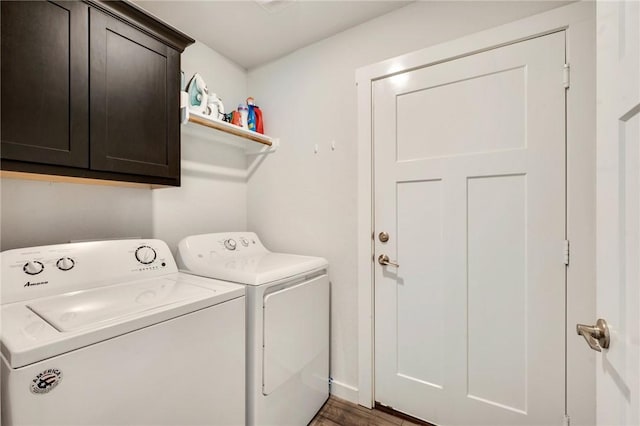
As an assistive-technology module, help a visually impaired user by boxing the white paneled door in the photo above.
[595,1,640,425]
[373,32,566,425]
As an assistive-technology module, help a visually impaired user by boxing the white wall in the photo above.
[246,0,570,402]
[152,41,249,252]
[1,41,248,252]
[0,179,153,249]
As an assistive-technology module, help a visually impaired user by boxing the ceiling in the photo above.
[132,0,413,69]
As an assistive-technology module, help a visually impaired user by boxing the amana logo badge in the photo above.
[24,281,48,288]
[30,368,63,394]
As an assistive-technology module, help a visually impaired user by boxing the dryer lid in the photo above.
[181,252,327,286]
[177,232,328,286]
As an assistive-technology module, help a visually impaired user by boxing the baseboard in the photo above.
[330,379,359,404]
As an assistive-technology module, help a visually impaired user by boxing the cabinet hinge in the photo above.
[563,414,571,426]
[563,240,570,265]
[563,64,570,89]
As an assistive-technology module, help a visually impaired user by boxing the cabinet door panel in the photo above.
[89,9,180,180]
[1,0,88,167]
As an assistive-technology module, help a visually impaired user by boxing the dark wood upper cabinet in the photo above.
[1,1,89,168]
[0,1,194,186]
[89,8,180,180]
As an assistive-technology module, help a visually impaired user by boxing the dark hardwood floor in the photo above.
[310,396,434,426]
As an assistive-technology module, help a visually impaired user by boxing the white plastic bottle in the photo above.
[206,95,219,119]
[238,104,248,128]
[216,97,225,120]
[208,93,224,120]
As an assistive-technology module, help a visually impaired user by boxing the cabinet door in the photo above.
[89,8,180,181]
[1,1,89,167]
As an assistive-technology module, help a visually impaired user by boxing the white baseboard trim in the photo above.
[330,379,359,404]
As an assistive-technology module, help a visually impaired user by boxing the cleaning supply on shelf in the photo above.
[206,93,225,120]
[238,103,249,128]
[254,105,264,134]
[206,96,219,120]
[246,97,257,132]
[216,97,225,120]
[230,110,242,126]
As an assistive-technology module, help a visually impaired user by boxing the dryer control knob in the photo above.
[224,239,237,251]
[240,238,249,247]
[24,261,44,275]
[135,246,157,264]
[56,257,75,271]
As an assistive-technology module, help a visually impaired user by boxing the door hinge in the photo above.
[563,414,571,426]
[563,64,570,89]
[563,240,570,265]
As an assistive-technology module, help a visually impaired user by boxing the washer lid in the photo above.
[1,272,245,368]
[183,253,328,286]
[28,278,214,332]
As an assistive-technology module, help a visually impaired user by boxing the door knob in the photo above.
[576,318,610,352]
[378,254,399,267]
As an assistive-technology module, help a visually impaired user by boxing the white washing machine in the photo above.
[177,232,329,426]
[1,239,245,426]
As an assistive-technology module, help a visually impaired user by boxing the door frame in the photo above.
[355,2,595,423]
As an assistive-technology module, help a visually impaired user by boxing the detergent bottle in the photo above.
[246,97,257,132]
[207,93,225,120]
[216,97,225,120]
[255,105,264,134]
[206,94,219,119]
[238,104,249,128]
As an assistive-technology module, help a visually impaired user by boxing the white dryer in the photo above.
[177,232,329,426]
[1,239,245,426]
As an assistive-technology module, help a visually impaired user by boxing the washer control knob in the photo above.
[135,246,157,265]
[24,261,44,275]
[56,257,75,271]
[240,238,249,247]
[224,239,237,251]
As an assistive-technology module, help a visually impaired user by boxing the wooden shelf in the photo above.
[183,111,277,152]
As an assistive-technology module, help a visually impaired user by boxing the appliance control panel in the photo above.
[213,233,265,256]
[177,232,268,264]
[1,239,178,305]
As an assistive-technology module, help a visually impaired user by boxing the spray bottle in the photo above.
[246,97,257,132]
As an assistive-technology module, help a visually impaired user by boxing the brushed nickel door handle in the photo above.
[576,318,610,352]
[378,254,399,267]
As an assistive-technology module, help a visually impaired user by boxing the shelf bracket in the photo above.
[246,138,279,155]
